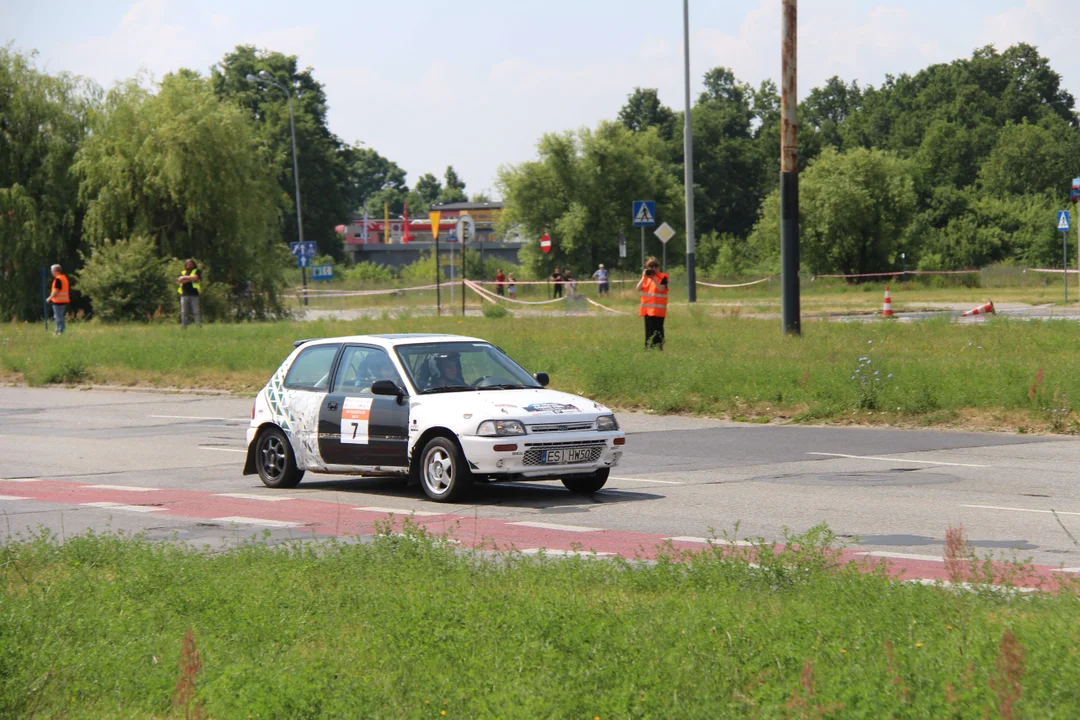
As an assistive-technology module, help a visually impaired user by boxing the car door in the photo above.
[317,345,410,467]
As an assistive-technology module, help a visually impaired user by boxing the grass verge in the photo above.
[3,315,1080,433]
[1,524,1075,718]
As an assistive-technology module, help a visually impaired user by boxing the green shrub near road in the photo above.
[2,315,1080,431]
[1,526,1077,718]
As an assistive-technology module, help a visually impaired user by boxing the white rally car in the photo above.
[243,334,626,502]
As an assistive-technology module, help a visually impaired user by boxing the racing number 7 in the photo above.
[351,422,359,439]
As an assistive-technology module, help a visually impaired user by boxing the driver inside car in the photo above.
[354,353,400,393]
[430,353,467,389]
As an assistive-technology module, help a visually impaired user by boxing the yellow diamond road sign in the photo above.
[654,222,675,245]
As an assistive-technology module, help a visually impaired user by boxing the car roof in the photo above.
[294,333,487,350]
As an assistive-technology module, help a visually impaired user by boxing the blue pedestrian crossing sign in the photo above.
[632,200,656,227]
[1058,211,1071,232]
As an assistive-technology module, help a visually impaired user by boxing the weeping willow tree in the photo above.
[0,47,98,321]
[74,70,291,318]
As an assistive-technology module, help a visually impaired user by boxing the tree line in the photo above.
[0,45,470,321]
[499,44,1080,280]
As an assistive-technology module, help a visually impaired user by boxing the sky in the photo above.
[4,0,1078,200]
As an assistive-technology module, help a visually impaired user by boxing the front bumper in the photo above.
[459,431,625,479]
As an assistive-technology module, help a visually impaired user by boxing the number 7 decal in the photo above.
[340,397,372,444]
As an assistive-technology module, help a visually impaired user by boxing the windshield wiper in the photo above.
[476,384,529,390]
[420,386,475,395]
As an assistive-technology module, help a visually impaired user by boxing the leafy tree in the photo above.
[470,191,492,203]
[413,173,442,206]
[978,118,1080,198]
[498,122,681,277]
[0,47,98,320]
[437,166,467,204]
[618,87,676,139]
[348,146,408,213]
[211,46,353,259]
[74,72,289,316]
[802,77,862,151]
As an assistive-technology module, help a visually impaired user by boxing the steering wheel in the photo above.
[471,375,512,388]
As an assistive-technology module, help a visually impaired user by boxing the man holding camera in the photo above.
[635,256,668,349]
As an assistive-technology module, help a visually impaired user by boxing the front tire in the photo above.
[255,427,304,489]
[562,468,609,494]
[419,436,472,502]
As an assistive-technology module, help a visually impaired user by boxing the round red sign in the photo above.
[540,234,552,253]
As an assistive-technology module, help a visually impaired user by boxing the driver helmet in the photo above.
[359,353,396,385]
[433,353,462,380]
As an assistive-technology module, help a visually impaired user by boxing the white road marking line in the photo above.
[354,506,444,517]
[0,495,30,501]
[216,493,295,502]
[81,501,165,513]
[84,484,157,492]
[518,548,614,557]
[147,415,248,421]
[0,478,43,483]
[665,536,754,547]
[960,504,1080,517]
[199,447,248,453]
[214,516,301,528]
[609,476,684,485]
[510,521,601,533]
[855,551,944,562]
[807,452,988,468]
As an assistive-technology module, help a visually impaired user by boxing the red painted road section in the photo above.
[1,479,1074,591]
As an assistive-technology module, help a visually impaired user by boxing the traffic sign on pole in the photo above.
[1059,211,1071,231]
[540,234,552,254]
[297,255,310,268]
[654,222,675,244]
[429,211,442,241]
[290,241,316,257]
[632,201,656,227]
[312,264,334,280]
[618,230,627,259]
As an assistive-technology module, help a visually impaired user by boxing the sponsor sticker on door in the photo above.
[340,397,372,444]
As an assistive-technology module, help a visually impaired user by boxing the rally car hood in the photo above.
[413,387,611,425]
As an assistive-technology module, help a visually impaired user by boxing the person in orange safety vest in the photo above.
[47,264,71,335]
[635,256,668,349]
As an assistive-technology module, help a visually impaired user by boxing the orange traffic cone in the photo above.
[961,300,995,317]
[882,286,894,318]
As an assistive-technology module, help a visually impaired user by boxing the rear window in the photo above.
[284,345,340,391]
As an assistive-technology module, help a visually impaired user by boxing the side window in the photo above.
[333,346,403,395]
[284,345,340,391]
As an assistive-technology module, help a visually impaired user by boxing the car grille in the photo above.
[528,422,594,434]
[522,441,606,467]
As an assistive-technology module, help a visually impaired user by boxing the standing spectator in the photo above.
[47,264,70,335]
[551,266,564,298]
[495,268,506,296]
[177,258,202,328]
[565,272,577,296]
[592,263,609,296]
[507,273,517,299]
[635,256,668,350]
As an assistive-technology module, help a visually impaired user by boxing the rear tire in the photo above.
[562,468,609,494]
[255,427,304,489]
[418,436,472,502]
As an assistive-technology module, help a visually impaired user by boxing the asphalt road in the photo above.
[2,386,1079,570]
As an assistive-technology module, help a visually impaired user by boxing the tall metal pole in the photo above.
[780,0,800,335]
[1064,229,1069,304]
[683,0,697,302]
[640,227,645,269]
[285,90,308,307]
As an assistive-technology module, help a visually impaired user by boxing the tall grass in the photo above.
[3,315,1080,430]
[0,526,1075,718]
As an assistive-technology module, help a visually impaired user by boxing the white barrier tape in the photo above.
[470,279,636,285]
[812,269,979,279]
[288,283,439,297]
[465,279,567,305]
[1027,268,1080,274]
[463,280,501,305]
[585,297,628,315]
[696,277,772,289]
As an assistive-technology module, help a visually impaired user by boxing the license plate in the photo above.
[542,448,592,464]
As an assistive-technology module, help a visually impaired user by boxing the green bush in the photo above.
[481,301,512,318]
[78,237,175,322]
[345,261,396,282]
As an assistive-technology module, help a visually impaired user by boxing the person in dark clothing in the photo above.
[551,266,564,298]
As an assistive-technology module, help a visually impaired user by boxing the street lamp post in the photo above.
[246,71,308,306]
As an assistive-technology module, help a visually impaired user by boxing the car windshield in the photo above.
[395,342,542,394]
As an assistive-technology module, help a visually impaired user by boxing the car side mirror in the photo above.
[371,380,403,397]
[533,372,549,387]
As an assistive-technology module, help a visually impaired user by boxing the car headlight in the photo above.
[476,419,526,437]
[595,415,619,431]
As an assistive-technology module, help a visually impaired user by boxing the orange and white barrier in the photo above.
[961,300,995,317]
[696,277,772,288]
[882,286,894,318]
